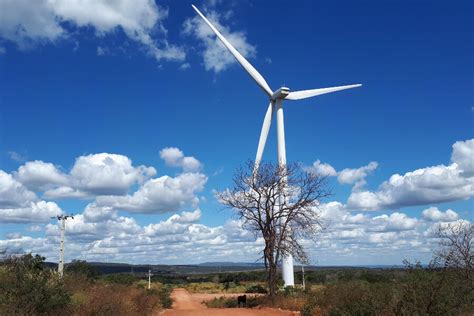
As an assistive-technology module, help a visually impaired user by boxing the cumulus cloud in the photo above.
[0,170,37,208]
[0,201,62,224]
[305,160,377,191]
[0,170,63,223]
[422,207,459,222]
[30,204,260,263]
[347,139,474,211]
[305,160,337,177]
[68,153,156,196]
[15,160,68,191]
[348,163,473,211]
[16,153,156,199]
[1,197,469,265]
[451,139,474,176]
[371,212,418,232]
[0,0,185,62]
[96,172,207,213]
[160,147,202,172]
[338,161,378,191]
[183,8,257,73]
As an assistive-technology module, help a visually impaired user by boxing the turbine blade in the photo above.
[286,84,362,101]
[254,102,274,173]
[192,5,273,97]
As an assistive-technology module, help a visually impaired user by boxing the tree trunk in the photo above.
[268,262,277,299]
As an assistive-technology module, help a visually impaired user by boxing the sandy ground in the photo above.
[159,288,299,316]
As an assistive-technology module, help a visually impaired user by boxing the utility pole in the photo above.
[148,269,152,290]
[52,214,74,278]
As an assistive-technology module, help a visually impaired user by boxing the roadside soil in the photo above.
[159,288,299,316]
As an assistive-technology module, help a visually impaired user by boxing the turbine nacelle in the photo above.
[271,87,290,101]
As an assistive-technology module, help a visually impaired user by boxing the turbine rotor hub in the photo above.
[271,87,290,101]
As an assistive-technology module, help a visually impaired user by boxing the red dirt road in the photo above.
[159,288,299,316]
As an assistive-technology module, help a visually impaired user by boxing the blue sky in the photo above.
[0,0,472,265]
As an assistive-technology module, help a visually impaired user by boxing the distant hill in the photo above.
[44,260,405,275]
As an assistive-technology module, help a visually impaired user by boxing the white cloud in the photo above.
[305,160,377,191]
[15,160,68,191]
[371,212,418,232]
[27,225,43,232]
[0,170,37,208]
[0,169,64,223]
[168,209,202,224]
[44,186,90,199]
[7,151,27,162]
[338,161,378,191]
[96,172,208,213]
[305,160,337,177]
[179,62,191,71]
[183,9,257,73]
[68,153,156,195]
[16,153,156,199]
[0,0,185,62]
[451,139,474,176]
[0,0,65,48]
[422,207,459,222]
[348,163,473,210]
[160,147,202,172]
[347,139,474,210]
[0,201,62,224]
[1,197,469,265]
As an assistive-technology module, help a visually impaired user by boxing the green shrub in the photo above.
[0,254,70,315]
[157,286,173,309]
[245,284,267,294]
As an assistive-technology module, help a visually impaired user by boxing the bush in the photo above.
[245,284,267,294]
[65,260,100,279]
[102,273,138,285]
[71,283,161,315]
[394,260,473,315]
[157,286,173,309]
[0,253,70,315]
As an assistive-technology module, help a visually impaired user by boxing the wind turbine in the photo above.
[192,5,361,287]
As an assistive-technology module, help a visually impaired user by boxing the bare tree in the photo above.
[435,221,473,289]
[217,161,330,297]
[398,221,474,315]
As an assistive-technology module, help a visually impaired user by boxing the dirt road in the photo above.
[159,288,299,316]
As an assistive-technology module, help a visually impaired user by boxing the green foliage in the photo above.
[245,284,268,294]
[0,253,70,315]
[157,285,173,308]
[65,260,100,279]
[102,273,138,285]
[394,260,473,316]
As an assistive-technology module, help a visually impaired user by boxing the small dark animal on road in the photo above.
[237,294,247,307]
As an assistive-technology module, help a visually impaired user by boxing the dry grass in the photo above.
[63,275,167,316]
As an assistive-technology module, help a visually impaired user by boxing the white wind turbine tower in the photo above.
[192,5,361,287]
